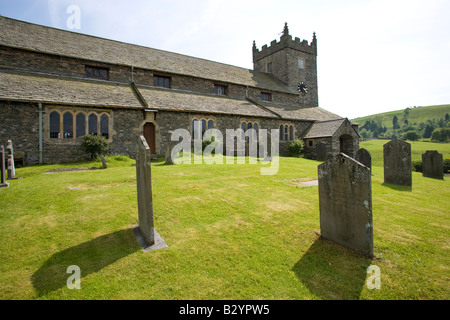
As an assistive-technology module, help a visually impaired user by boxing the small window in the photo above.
[100,115,109,139]
[261,92,272,101]
[279,125,284,141]
[267,62,272,73]
[214,85,227,95]
[76,113,86,138]
[63,112,73,139]
[192,119,200,139]
[253,123,259,140]
[284,125,289,141]
[88,114,98,135]
[298,59,305,70]
[309,140,313,147]
[241,122,246,140]
[50,112,60,139]
[154,75,170,88]
[207,120,214,130]
[85,66,109,80]
[289,125,294,141]
[201,120,207,135]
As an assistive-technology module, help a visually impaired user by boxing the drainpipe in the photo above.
[38,103,43,164]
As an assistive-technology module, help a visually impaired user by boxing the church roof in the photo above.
[0,16,297,95]
[254,100,342,121]
[303,118,347,138]
[0,69,142,108]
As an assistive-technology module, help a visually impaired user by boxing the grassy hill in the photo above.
[352,104,450,129]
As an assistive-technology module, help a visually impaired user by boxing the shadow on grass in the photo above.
[381,183,412,192]
[31,228,140,296]
[292,238,373,300]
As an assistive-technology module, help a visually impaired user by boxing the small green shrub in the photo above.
[412,161,422,172]
[288,139,304,157]
[80,134,109,159]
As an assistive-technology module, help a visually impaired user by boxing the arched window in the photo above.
[241,122,246,140]
[192,119,200,139]
[247,123,253,140]
[201,120,207,136]
[63,112,73,139]
[285,125,289,141]
[253,123,259,140]
[76,113,86,138]
[50,111,60,139]
[289,125,294,141]
[100,114,109,139]
[279,125,284,141]
[208,120,214,130]
[88,114,98,135]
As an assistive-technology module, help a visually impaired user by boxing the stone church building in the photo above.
[0,17,359,165]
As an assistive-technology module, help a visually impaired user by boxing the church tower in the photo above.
[253,23,318,107]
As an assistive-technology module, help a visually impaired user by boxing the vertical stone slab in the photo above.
[355,148,372,170]
[100,155,107,169]
[1,145,9,188]
[315,142,328,161]
[6,140,16,180]
[318,153,373,257]
[165,141,174,165]
[422,151,443,180]
[383,139,412,187]
[136,136,155,245]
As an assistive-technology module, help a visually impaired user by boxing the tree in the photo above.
[403,130,420,142]
[431,128,450,142]
[445,113,449,122]
[393,115,400,129]
[80,134,109,159]
[423,125,434,139]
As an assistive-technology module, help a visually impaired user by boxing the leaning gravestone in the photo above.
[6,140,16,180]
[315,142,328,161]
[355,148,372,170]
[1,145,9,188]
[383,139,412,187]
[100,155,107,169]
[134,136,167,252]
[165,141,174,165]
[318,153,373,257]
[422,150,443,180]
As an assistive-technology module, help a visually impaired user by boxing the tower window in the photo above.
[267,62,272,73]
[298,59,305,70]
[261,92,272,101]
[154,75,171,88]
[214,85,227,95]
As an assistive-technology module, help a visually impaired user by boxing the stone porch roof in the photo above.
[303,118,347,139]
[254,100,342,121]
[0,69,142,108]
[0,16,297,95]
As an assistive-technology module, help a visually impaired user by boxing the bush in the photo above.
[288,139,304,157]
[403,130,420,142]
[80,134,109,159]
[431,128,450,142]
[412,161,422,173]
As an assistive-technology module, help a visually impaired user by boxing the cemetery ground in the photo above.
[0,143,449,300]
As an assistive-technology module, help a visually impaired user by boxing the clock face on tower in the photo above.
[298,82,308,96]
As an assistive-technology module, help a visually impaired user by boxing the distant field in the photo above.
[352,104,450,128]
[360,140,450,167]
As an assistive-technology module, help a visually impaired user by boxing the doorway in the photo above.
[143,122,156,154]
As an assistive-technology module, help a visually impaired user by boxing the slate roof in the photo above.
[303,118,347,138]
[0,70,142,108]
[137,86,276,118]
[0,16,297,95]
[254,100,342,121]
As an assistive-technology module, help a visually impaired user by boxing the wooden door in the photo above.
[143,122,156,154]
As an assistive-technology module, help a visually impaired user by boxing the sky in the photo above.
[0,0,449,119]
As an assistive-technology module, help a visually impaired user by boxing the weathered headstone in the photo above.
[355,148,372,170]
[6,140,16,180]
[165,141,174,165]
[383,139,412,187]
[1,145,9,188]
[100,155,107,169]
[422,150,443,180]
[315,142,328,161]
[136,136,155,245]
[318,153,373,257]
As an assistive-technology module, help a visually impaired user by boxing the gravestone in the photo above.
[383,139,412,187]
[355,148,372,170]
[315,142,328,161]
[6,140,16,180]
[136,136,155,245]
[318,153,373,257]
[100,155,107,169]
[165,141,174,165]
[422,150,443,180]
[1,145,9,188]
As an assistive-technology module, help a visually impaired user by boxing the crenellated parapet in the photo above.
[253,23,317,63]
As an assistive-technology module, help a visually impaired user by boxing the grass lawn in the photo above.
[0,152,449,300]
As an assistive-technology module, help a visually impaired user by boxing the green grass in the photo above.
[0,154,449,300]
[360,139,450,167]
[352,104,450,128]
